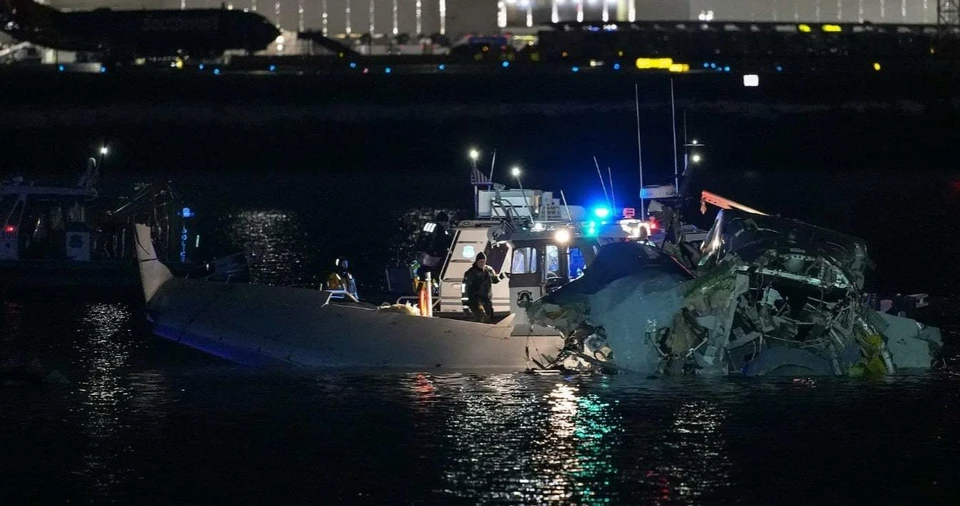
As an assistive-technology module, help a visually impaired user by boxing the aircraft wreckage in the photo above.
[133,187,941,376]
[525,192,943,376]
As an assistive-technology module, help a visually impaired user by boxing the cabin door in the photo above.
[508,241,560,337]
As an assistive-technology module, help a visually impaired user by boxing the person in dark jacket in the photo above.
[463,252,504,323]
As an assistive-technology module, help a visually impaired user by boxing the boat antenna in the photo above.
[560,189,573,221]
[607,166,617,211]
[488,148,497,182]
[670,78,680,201]
[635,83,646,220]
[593,156,609,207]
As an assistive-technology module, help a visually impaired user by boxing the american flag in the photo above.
[470,167,491,186]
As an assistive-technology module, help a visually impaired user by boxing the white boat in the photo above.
[134,223,566,370]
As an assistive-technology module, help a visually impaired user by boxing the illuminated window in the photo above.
[568,247,585,279]
[546,245,560,277]
[511,247,538,274]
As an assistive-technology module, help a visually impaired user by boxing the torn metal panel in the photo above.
[525,199,942,377]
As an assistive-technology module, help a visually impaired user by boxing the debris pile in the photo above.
[526,207,942,376]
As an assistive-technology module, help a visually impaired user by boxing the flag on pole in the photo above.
[470,167,491,186]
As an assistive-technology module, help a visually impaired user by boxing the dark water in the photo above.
[2,290,960,504]
[3,71,960,504]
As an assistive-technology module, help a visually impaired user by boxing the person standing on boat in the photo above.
[339,259,359,300]
[463,252,504,323]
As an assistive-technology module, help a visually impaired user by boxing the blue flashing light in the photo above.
[585,221,598,237]
[349,62,357,68]
[572,66,580,72]
[57,65,64,72]
[182,207,193,218]
[776,65,783,72]
[613,63,621,70]
[703,62,709,68]
[724,66,731,72]
[199,63,205,70]
[385,67,392,74]
[269,64,276,72]
[502,60,509,68]
[438,64,445,70]
[100,66,106,73]
[709,63,716,68]
[213,68,220,75]
[593,207,611,219]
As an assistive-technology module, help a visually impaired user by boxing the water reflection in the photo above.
[410,374,621,504]
[223,209,312,287]
[646,398,732,504]
[73,303,135,497]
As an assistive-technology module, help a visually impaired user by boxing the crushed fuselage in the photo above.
[526,208,942,376]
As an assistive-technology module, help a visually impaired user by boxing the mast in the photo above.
[635,83,645,219]
[670,78,680,198]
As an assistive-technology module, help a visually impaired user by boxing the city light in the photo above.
[873,62,882,71]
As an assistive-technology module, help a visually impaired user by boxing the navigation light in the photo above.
[3,225,14,233]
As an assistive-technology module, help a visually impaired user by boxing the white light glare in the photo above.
[511,166,521,177]
[99,146,109,155]
[554,228,571,244]
[743,74,760,87]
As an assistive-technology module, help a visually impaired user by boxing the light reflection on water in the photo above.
[74,303,135,496]
[1,297,960,504]
[222,209,313,287]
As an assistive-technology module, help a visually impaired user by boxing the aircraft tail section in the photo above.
[134,223,173,304]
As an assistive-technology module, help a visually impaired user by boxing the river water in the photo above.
[2,272,958,504]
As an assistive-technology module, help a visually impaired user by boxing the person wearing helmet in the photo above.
[462,252,504,323]
[339,259,359,300]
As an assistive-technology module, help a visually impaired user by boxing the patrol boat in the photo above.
[132,181,694,370]
[407,184,707,338]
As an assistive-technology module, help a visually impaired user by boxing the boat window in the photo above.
[485,243,509,272]
[545,245,560,277]
[511,246,538,274]
[568,246,586,279]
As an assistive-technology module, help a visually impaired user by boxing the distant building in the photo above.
[42,0,938,43]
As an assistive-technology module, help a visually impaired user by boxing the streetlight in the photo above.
[511,165,532,219]
[683,139,705,176]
